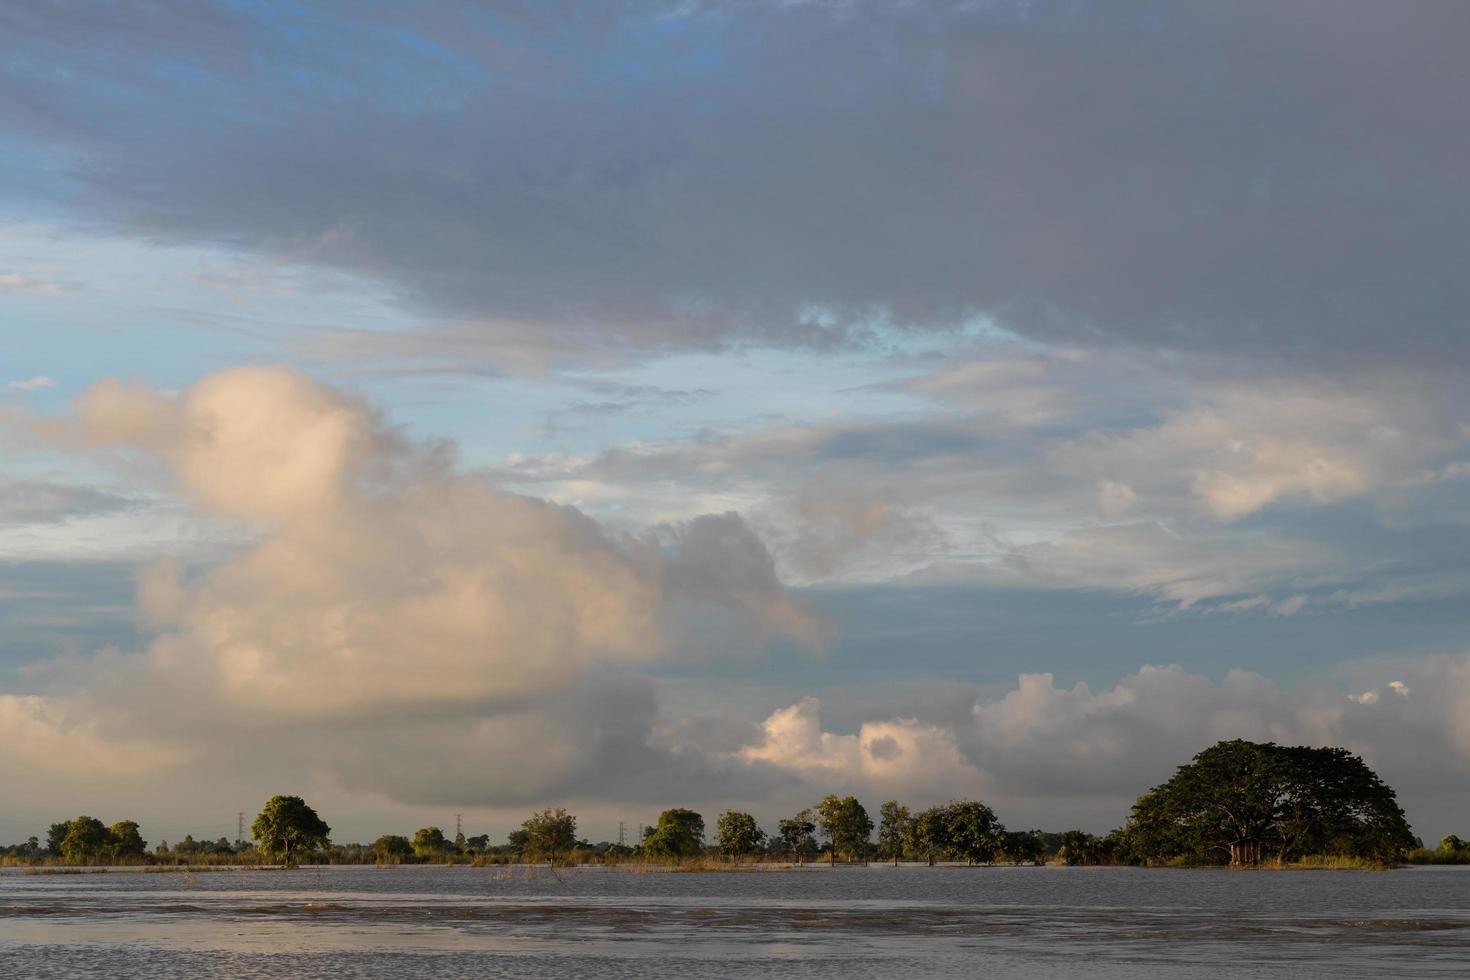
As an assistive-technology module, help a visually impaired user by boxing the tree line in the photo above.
[1,740,1428,868]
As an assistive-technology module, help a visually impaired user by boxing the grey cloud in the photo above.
[4,2,1467,361]
[323,676,797,808]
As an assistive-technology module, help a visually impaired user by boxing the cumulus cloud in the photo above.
[0,366,822,812]
[727,655,1470,835]
[76,368,817,721]
[740,697,985,800]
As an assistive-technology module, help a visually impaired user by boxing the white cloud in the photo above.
[726,655,1470,836]
[9,367,819,733]
[1271,595,1308,616]
[741,697,986,800]
[7,376,57,391]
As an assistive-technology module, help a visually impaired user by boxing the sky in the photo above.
[2,0,1469,848]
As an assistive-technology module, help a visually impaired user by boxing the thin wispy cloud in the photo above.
[7,376,57,391]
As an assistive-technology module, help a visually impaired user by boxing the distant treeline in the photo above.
[0,740,1434,869]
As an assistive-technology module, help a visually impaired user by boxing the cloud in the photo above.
[0,693,188,780]
[727,654,1470,836]
[2,2,1467,361]
[0,274,66,299]
[41,367,822,724]
[0,365,837,820]
[493,355,1470,608]
[740,696,985,800]
[0,477,132,525]
[7,376,57,391]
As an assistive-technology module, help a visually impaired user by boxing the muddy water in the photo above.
[2,863,1467,978]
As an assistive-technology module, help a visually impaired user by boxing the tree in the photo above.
[715,811,765,860]
[643,808,705,859]
[777,809,818,864]
[109,820,147,860]
[999,830,1045,866]
[1124,739,1416,865]
[946,800,1002,865]
[521,808,578,862]
[60,816,110,864]
[816,795,873,865]
[46,822,69,857]
[912,806,952,866]
[1058,830,1109,866]
[1273,745,1417,863]
[877,800,912,866]
[373,835,414,863]
[411,827,449,859]
[250,795,331,867]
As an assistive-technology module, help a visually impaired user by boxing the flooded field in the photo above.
[1,864,1467,978]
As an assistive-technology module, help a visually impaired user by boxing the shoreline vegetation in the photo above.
[3,740,1455,874]
[8,854,1449,874]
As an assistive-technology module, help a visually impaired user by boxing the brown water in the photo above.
[1,864,1467,978]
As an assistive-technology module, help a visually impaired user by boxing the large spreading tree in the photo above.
[251,795,331,867]
[1123,739,1415,865]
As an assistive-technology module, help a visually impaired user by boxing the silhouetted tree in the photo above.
[1123,740,1415,865]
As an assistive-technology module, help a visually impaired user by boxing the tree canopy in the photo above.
[411,826,449,858]
[520,807,578,861]
[60,816,109,864]
[776,809,818,863]
[373,835,413,862]
[715,811,765,859]
[877,800,913,865]
[1122,739,1416,865]
[251,795,331,866]
[816,795,873,865]
[643,808,705,858]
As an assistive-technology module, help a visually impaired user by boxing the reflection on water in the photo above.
[2,865,1467,978]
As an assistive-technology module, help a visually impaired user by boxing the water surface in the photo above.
[2,864,1466,978]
